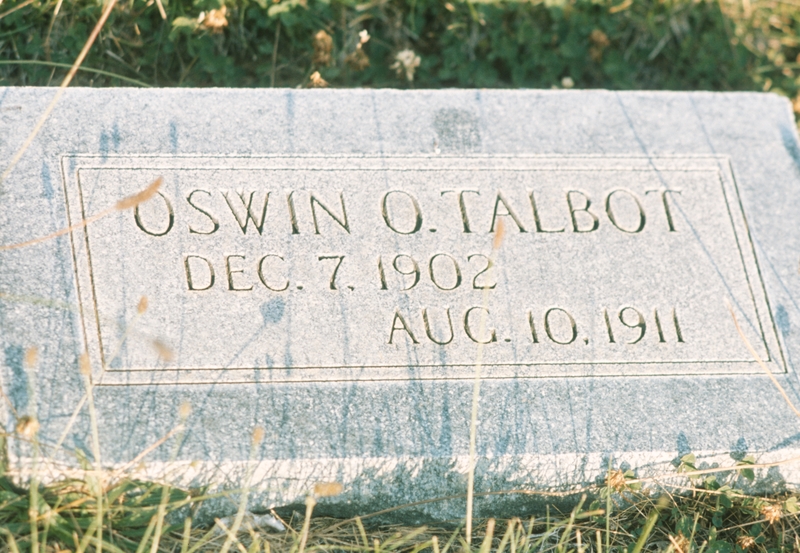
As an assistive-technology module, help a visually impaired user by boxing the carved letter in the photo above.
[257,254,289,292]
[464,306,497,344]
[566,190,599,233]
[186,189,219,235]
[381,191,423,234]
[529,191,565,233]
[645,189,682,232]
[223,190,270,235]
[605,189,646,233]
[310,192,350,234]
[287,191,300,234]
[184,255,215,291]
[441,190,480,233]
[490,192,527,233]
[388,310,419,344]
[423,308,455,345]
[225,255,253,291]
[134,191,174,237]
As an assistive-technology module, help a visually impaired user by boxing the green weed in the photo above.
[1,454,800,552]
[0,0,798,105]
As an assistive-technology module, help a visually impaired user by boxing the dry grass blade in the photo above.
[115,177,163,210]
[153,0,166,19]
[466,218,506,543]
[105,424,185,488]
[0,177,162,251]
[44,0,65,55]
[727,301,800,418]
[0,60,152,87]
[0,528,21,553]
[298,496,317,553]
[0,0,118,191]
[215,519,248,553]
[0,0,35,21]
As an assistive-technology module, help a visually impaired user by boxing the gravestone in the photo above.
[2,88,800,521]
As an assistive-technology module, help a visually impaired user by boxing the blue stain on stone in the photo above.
[112,122,121,150]
[71,435,91,460]
[676,432,691,458]
[99,131,109,159]
[41,162,54,199]
[261,298,285,325]
[372,418,383,453]
[283,345,293,369]
[731,437,748,461]
[169,121,179,153]
[99,124,121,160]
[780,123,800,170]
[776,304,790,336]
[439,391,452,454]
[3,345,27,413]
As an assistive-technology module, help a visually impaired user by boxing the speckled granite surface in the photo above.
[1,88,800,521]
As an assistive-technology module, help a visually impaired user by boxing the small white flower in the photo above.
[358,29,370,45]
[391,49,421,82]
[561,76,575,88]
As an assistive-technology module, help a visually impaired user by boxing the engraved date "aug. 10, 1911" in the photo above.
[387,306,685,346]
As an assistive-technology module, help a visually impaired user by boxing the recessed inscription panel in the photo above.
[62,155,783,384]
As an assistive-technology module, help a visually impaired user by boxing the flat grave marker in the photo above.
[1,88,800,520]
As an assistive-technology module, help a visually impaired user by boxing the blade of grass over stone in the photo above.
[79,352,104,553]
[557,495,586,553]
[148,404,191,553]
[107,424,185,487]
[479,518,495,553]
[355,517,369,549]
[115,177,163,211]
[133,514,158,553]
[181,517,193,553]
[76,516,101,553]
[0,0,118,192]
[606,460,612,553]
[0,61,151,87]
[630,507,660,553]
[215,519,248,553]
[22,347,40,553]
[0,527,21,553]
[466,217,505,544]
[728,300,800,418]
[297,495,316,553]
[148,469,174,552]
[220,427,264,553]
[0,177,162,251]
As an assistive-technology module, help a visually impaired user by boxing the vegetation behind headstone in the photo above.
[0,0,798,107]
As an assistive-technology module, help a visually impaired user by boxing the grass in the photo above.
[3,0,800,550]
[0,0,798,106]
[2,451,800,552]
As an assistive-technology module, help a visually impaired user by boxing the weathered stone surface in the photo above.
[2,88,800,521]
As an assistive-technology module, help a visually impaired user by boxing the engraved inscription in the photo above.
[61,155,785,385]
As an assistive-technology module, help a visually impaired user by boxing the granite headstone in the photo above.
[1,88,800,521]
